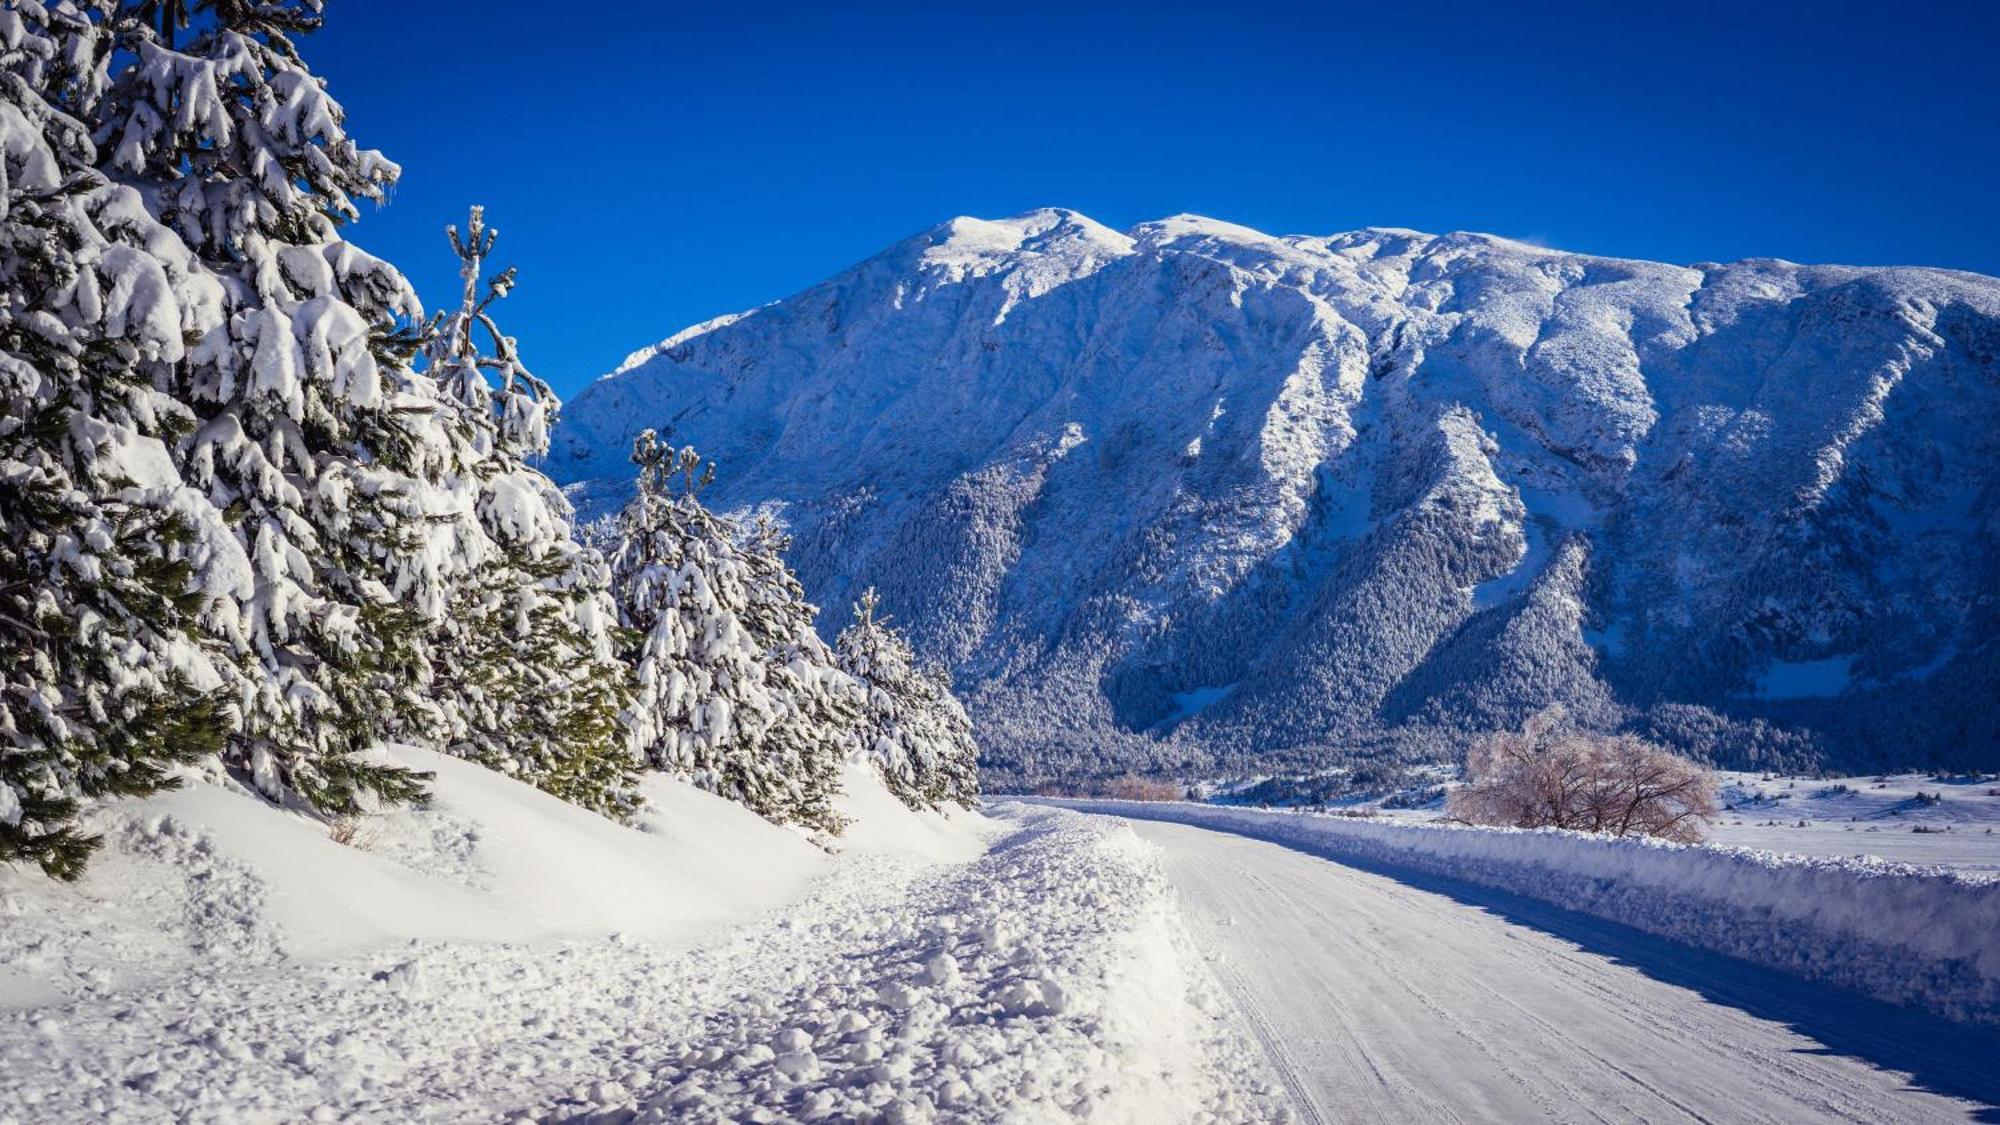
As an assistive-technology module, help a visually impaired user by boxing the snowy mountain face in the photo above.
[552,210,2000,782]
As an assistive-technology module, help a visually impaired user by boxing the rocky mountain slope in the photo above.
[551,210,2000,782]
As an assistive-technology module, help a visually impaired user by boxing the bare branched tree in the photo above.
[1448,706,1719,843]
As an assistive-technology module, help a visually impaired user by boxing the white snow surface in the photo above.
[0,746,839,1009]
[1119,815,2000,1122]
[831,759,986,863]
[1704,771,2000,873]
[1028,796,2000,1027]
[1751,656,1857,699]
[1356,769,2000,873]
[0,755,1279,1122]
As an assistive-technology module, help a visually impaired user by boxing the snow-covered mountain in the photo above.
[551,210,2000,781]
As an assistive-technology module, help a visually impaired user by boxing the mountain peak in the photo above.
[1132,212,1285,244]
[922,208,1134,264]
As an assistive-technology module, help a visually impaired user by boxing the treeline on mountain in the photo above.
[0,0,977,879]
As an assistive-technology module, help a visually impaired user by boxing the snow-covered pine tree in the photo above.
[737,512,855,825]
[611,433,844,834]
[91,0,456,811]
[835,589,981,811]
[0,0,237,877]
[422,207,638,818]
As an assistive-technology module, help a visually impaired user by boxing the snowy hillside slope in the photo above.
[0,748,979,1013]
[553,210,2000,780]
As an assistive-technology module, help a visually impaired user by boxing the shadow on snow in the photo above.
[1107,807,2000,1120]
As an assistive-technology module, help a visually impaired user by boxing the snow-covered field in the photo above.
[1704,772,2000,874]
[1261,769,2000,874]
[0,753,1278,1123]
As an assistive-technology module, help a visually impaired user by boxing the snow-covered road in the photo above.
[1128,817,2000,1124]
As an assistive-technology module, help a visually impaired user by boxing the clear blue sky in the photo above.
[312,0,2000,399]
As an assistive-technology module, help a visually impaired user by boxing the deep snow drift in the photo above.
[0,748,842,1011]
[0,754,1280,1123]
[552,210,2000,780]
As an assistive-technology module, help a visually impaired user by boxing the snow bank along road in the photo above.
[0,794,1282,1123]
[1058,809,2000,1123]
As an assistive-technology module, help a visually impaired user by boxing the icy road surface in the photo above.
[1127,818,2000,1124]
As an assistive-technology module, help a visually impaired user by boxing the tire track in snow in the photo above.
[1121,816,1992,1123]
[1228,866,1450,1123]
[1192,905,1331,1125]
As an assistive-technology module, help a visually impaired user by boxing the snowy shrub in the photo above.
[834,588,981,811]
[1099,775,1184,802]
[1448,705,1719,843]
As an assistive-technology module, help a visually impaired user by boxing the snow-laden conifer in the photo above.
[0,0,237,877]
[611,434,845,833]
[738,513,858,822]
[835,589,981,810]
[93,0,456,811]
[422,207,638,818]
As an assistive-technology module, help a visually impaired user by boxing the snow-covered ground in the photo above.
[1036,794,2000,1028]
[1250,769,2000,874]
[0,748,833,1014]
[10,752,1997,1122]
[1704,772,2000,874]
[0,753,1279,1123]
[1125,816,2000,1122]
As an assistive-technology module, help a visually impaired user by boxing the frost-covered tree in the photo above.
[422,207,638,818]
[611,434,845,833]
[1448,706,1719,842]
[0,0,235,877]
[835,589,981,811]
[737,512,859,807]
[92,0,453,811]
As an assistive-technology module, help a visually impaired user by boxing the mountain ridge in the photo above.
[552,210,2000,782]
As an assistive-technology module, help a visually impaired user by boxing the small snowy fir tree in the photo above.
[422,207,638,818]
[0,0,236,877]
[835,589,981,810]
[611,434,845,833]
[92,0,456,811]
[737,512,859,815]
